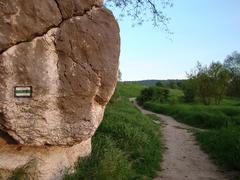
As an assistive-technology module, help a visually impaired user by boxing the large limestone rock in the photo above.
[0,0,62,53]
[0,134,92,180]
[0,0,120,146]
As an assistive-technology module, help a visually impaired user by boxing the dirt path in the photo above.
[130,99,227,180]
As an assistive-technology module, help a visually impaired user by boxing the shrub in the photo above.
[137,87,169,104]
[137,87,155,104]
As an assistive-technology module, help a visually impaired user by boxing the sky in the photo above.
[109,0,240,81]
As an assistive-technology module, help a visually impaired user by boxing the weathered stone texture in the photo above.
[0,137,92,180]
[0,0,62,53]
[56,0,103,19]
[0,1,120,146]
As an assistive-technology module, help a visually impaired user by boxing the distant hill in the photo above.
[124,79,187,88]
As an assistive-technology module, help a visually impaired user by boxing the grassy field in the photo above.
[64,83,163,180]
[117,82,145,98]
[143,102,240,129]
[196,127,240,171]
[138,85,240,173]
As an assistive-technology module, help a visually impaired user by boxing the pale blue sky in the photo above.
[109,0,240,81]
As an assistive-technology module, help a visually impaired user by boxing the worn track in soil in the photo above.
[131,99,227,180]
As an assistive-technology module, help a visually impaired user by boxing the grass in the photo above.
[138,86,240,175]
[142,101,240,129]
[118,82,145,98]
[65,83,163,180]
[169,88,184,99]
[196,127,240,171]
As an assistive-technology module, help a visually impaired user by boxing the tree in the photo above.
[183,78,197,103]
[176,81,184,89]
[208,62,230,104]
[224,51,240,75]
[224,51,240,97]
[137,86,169,104]
[168,81,177,89]
[105,0,173,30]
[137,87,155,104]
[156,81,163,87]
[196,66,213,105]
[187,61,230,105]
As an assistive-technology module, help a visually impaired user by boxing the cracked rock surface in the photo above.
[0,0,120,146]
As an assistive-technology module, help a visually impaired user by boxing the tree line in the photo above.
[183,51,240,105]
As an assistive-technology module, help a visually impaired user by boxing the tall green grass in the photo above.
[196,127,240,170]
[139,86,240,174]
[142,102,240,129]
[118,82,145,98]
[65,83,163,179]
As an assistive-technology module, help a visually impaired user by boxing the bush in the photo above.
[137,87,155,104]
[137,87,169,104]
[196,127,240,170]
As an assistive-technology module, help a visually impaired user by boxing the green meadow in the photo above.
[64,83,163,180]
[138,84,240,173]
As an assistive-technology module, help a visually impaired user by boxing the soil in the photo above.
[131,98,228,180]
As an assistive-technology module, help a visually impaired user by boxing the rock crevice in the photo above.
[0,0,120,146]
[0,1,102,54]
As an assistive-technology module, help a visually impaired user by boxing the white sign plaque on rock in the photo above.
[14,86,32,98]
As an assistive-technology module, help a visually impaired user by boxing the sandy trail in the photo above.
[131,99,227,180]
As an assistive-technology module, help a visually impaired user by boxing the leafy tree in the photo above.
[189,62,213,105]
[157,87,170,102]
[183,78,197,103]
[105,0,173,30]
[197,71,213,105]
[156,81,164,87]
[224,51,240,75]
[224,51,240,97]
[188,61,230,105]
[137,86,169,104]
[208,62,230,104]
[176,81,184,89]
[168,81,177,89]
[137,87,155,104]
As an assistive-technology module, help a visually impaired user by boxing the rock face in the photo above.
[0,135,92,180]
[0,0,62,53]
[0,0,120,145]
